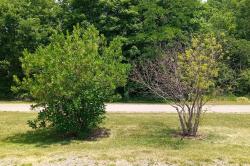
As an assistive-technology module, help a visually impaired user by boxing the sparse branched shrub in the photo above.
[132,34,222,136]
[14,25,130,137]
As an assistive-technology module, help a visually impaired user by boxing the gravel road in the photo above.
[0,103,249,113]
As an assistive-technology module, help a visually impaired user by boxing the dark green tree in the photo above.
[205,0,250,95]
[235,0,250,40]
[0,0,62,98]
[66,0,203,99]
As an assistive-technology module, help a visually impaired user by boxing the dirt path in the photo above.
[0,103,249,113]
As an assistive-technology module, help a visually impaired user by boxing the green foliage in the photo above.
[176,34,221,136]
[132,34,222,136]
[205,0,250,96]
[0,0,62,98]
[238,69,250,94]
[15,26,130,136]
[69,0,202,59]
[216,62,237,94]
[205,0,237,34]
[0,0,249,100]
[220,37,250,95]
[226,38,250,71]
[235,0,250,40]
[71,0,203,98]
[178,34,221,93]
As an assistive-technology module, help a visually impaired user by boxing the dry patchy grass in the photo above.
[0,112,250,165]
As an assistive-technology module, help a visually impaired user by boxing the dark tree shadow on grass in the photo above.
[138,122,212,150]
[129,122,189,150]
[140,127,188,150]
[4,128,110,148]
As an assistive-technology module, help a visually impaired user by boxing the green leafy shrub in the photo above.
[237,69,250,95]
[14,25,130,137]
[236,97,249,103]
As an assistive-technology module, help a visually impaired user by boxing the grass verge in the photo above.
[115,95,250,105]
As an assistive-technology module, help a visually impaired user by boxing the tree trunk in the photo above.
[177,105,202,137]
[192,107,202,136]
[176,109,188,135]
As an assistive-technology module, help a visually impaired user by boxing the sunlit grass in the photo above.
[115,95,250,105]
[0,95,250,104]
[0,112,250,165]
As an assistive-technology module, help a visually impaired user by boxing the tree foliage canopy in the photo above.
[14,26,129,135]
[0,0,62,98]
[0,0,249,98]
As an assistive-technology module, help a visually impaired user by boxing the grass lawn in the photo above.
[0,112,250,165]
[116,95,250,105]
[1,96,250,105]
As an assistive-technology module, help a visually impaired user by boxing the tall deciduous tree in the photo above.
[0,0,62,98]
[235,0,250,40]
[205,0,250,96]
[68,0,203,98]
[69,0,202,57]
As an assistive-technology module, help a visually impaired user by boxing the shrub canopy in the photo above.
[15,25,130,136]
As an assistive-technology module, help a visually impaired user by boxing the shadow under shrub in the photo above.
[5,127,110,147]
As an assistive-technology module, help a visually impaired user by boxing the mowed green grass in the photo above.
[116,97,250,105]
[1,95,249,105]
[0,112,250,165]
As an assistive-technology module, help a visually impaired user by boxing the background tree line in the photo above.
[0,0,249,99]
